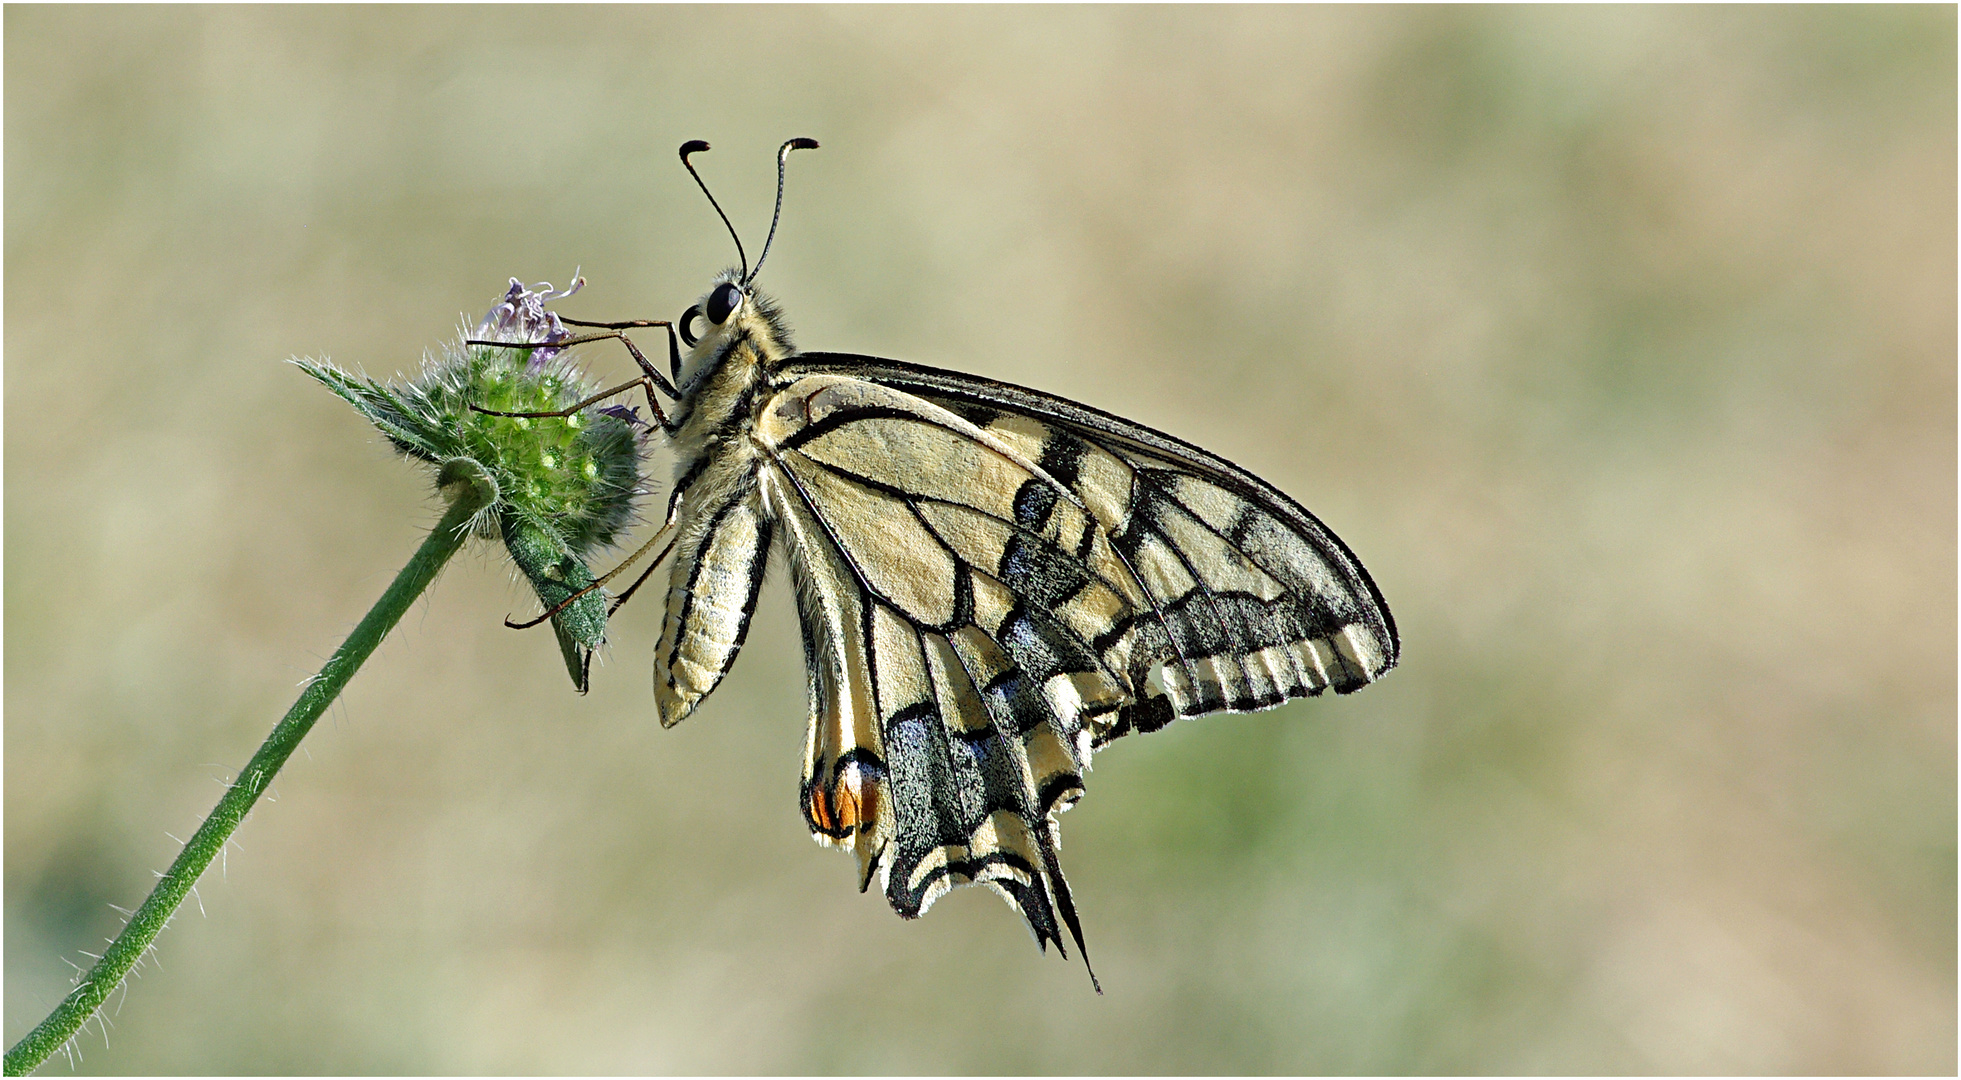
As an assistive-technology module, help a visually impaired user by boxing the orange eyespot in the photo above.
[809,786,835,832]
[834,771,879,832]
[809,766,881,834]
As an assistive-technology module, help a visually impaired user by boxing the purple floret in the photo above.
[477,274,584,369]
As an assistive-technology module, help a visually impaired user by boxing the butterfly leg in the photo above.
[604,525,679,615]
[561,317,686,389]
[466,323,682,432]
[503,465,708,631]
[520,458,727,628]
[504,520,680,630]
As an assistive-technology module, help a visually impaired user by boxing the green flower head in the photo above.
[297,275,651,691]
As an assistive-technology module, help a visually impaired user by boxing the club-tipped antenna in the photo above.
[679,140,747,280]
[747,137,819,286]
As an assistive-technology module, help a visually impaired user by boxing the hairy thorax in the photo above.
[669,317,789,529]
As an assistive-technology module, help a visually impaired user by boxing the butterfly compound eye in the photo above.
[706,281,745,325]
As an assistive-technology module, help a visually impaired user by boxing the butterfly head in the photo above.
[672,266,793,393]
[677,269,749,349]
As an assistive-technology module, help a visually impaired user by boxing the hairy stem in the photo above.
[5,479,492,1076]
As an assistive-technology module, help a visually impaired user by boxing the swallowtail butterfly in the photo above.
[543,140,1398,990]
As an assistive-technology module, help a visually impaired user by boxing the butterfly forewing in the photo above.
[778,353,1398,738]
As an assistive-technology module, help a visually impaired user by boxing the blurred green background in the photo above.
[6,6,1953,1073]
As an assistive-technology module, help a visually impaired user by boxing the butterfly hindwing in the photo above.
[756,374,1133,959]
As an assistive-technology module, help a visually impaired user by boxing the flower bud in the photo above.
[297,275,651,692]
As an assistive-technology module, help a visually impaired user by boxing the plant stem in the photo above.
[5,481,492,1076]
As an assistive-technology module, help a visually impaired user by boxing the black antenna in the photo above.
[747,137,819,286]
[679,140,747,280]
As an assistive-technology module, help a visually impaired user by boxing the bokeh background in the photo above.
[7,6,1953,1074]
